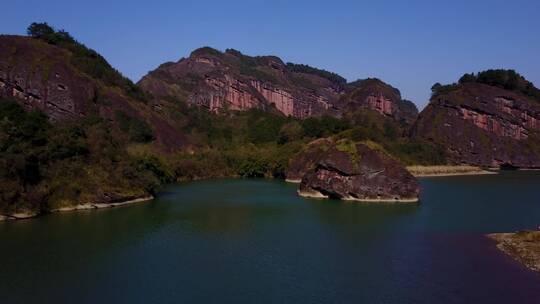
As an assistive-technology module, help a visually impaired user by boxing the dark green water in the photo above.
[1,171,540,303]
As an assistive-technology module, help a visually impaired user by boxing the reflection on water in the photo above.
[1,173,540,303]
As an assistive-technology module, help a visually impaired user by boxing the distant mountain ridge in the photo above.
[138,47,418,123]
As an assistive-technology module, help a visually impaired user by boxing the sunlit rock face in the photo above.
[138,48,340,119]
[413,83,540,168]
[138,47,418,123]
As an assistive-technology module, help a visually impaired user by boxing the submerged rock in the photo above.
[298,140,420,202]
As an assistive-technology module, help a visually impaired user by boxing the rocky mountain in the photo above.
[413,70,540,168]
[138,47,418,123]
[0,25,192,219]
[0,35,187,150]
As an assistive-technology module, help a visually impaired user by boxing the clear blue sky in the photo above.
[1,0,539,109]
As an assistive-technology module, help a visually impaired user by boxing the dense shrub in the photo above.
[431,82,459,96]
[286,63,346,85]
[455,69,540,101]
[0,99,162,214]
[301,115,350,138]
[115,111,155,143]
[247,111,287,143]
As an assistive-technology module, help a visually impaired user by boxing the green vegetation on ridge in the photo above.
[431,69,540,101]
[459,69,540,100]
[27,22,147,101]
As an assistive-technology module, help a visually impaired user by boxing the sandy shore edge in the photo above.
[298,189,419,203]
[407,165,498,177]
[285,178,301,184]
[1,195,154,222]
[50,196,154,213]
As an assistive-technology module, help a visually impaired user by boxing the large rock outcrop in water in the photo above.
[297,140,420,202]
[413,74,540,168]
[138,47,418,122]
[285,138,333,182]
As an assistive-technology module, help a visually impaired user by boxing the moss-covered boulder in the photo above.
[298,140,420,202]
[285,138,333,182]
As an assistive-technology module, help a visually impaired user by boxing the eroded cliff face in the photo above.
[0,35,188,150]
[413,83,540,168]
[138,48,418,122]
[0,36,96,121]
[138,49,339,119]
[341,78,419,124]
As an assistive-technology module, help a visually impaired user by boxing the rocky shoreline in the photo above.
[0,195,154,222]
[297,189,419,203]
[51,196,154,213]
[285,179,302,184]
[407,165,497,177]
[488,231,540,273]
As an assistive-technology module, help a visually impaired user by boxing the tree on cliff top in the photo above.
[458,69,540,101]
[286,63,346,86]
[26,22,147,101]
[27,22,55,39]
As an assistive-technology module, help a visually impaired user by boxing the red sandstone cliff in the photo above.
[413,82,540,168]
[341,78,418,125]
[138,47,418,123]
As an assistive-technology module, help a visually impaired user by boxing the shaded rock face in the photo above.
[341,79,418,124]
[413,83,540,168]
[0,35,189,150]
[298,142,420,202]
[0,36,95,121]
[285,138,333,182]
[138,48,418,123]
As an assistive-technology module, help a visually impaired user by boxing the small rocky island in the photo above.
[292,139,420,202]
[488,231,540,273]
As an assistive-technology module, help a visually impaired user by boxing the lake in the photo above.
[1,171,540,303]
